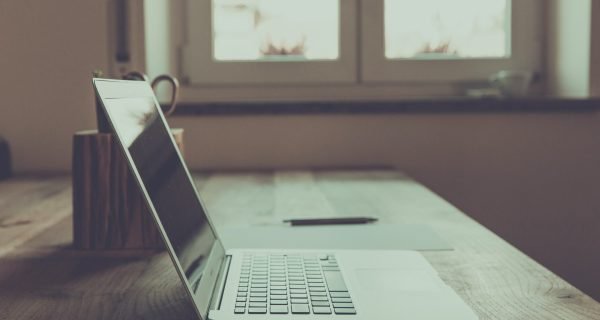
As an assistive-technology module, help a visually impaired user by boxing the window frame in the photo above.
[141,0,545,102]
[182,0,358,85]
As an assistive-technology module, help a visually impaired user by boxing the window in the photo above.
[362,0,543,82]
[178,0,542,88]
[384,0,510,59]
[213,0,340,61]
[184,0,357,84]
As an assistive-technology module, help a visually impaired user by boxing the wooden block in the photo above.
[72,129,184,250]
[0,136,11,180]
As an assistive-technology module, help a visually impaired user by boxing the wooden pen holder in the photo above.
[71,129,184,250]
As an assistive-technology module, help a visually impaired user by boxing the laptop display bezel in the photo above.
[93,78,225,320]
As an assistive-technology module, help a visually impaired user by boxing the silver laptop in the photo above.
[93,78,478,320]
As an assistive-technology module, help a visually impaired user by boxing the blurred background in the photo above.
[0,0,599,300]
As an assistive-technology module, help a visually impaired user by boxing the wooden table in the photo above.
[1,171,599,319]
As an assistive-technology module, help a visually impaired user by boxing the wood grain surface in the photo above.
[0,170,599,319]
[71,130,183,250]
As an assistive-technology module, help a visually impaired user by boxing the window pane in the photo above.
[212,0,339,61]
[385,0,510,59]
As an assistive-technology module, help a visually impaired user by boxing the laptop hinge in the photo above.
[209,255,232,312]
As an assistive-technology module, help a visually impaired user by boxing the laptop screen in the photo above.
[96,79,222,318]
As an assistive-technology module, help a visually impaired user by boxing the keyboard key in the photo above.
[251,279,267,283]
[313,307,332,314]
[237,292,247,297]
[250,297,266,302]
[234,307,245,314]
[270,285,287,290]
[270,277,286,281]
[333,302,354,309]
[323,271,348,292]
[311,301,331,307]
[270,295,288,300]
[248,307,267,314]
[309,287,325,292]
[291,298,308,304]
[235,302,246,308]
[250,292,267,297]
[249,302,267,308]
[290,293,307,299]
[334,308,356,315]
[330,292,350,298]
[290,289,306,294]
[310,296,329,301]
[291,304,310,314]
[270,289,287,295]
[332,297,352,303]
[237,286,248,292]
[270,305,289,314]
[251,283,267,288]
[250,288,267,293]
[290,285,306,289]
[270,280,286,284]
[236,297,246,302]
[270,300,288,305]
[288,277,305,281]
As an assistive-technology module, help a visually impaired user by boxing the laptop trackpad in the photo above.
[349,267,478,319]
[355,268,443,293]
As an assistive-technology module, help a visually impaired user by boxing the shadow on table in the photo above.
[0,245,198,319]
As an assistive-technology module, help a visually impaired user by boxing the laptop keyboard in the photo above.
[233,253,356,315]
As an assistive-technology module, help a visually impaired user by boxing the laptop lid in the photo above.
[93,78,224,320]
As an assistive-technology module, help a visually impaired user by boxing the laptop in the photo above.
[93,78,478,320]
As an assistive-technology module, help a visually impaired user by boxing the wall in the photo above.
[0,0,599,302]
[0,0,109,171]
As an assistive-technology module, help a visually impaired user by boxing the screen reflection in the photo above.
[103,97,217,286]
